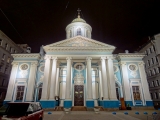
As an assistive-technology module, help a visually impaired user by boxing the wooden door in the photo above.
[74,85,84,106]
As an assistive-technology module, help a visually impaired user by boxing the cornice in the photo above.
[117,53,145,58]
[12,54,40,59]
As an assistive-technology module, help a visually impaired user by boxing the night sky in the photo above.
[0,0,160,53]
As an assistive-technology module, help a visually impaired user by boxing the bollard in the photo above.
[124,112,128,115]
[135,112,139,115]
[112,112,116,115]
[48,112,52,114]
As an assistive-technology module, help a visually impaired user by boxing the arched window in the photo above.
[77,28,81,35]
[38,83,43,100]
[70,30,72,38]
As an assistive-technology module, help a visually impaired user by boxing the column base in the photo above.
[86,100,94,108]
[98,100,119,108]
[40,100,56,108]
[64,100,72,108]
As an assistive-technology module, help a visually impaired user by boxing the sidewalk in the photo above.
[44,110,160,120]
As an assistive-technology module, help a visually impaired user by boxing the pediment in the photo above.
[45,36,115,48]
[43,36,116,53]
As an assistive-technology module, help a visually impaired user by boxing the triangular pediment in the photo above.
[44,36,116,53]
[46,36,115,47]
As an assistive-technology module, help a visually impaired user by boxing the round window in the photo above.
[128,64,138,71]
[74,63,85,71]
[39,65,45,73]
[20,64,29,70]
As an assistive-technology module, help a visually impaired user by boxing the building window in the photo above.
[147,49,150,54]
[148,60,150,66]
[153,68,156,75]
[156,80,159,86]
[155,92,158,99]
[16,86,25,100]
[150,48,152,53]
[148,82,150,87]
[4,67,7,74]
[146,50,148,56]
[155,56,158,63]
[151,58,154,64]
[153,45,156,52]
[151,93,153,99]
[38,83,43,100]
[7,57,10,63]
[5,43,8,50]
[150,70,152,76]
[77,28,81,35]
[0,39,2,46]
[10,47,12,53]
[152,81,155,87]
[157,68,159,74]
[132,86,141,100]
[2,54,5,60]
[70,30,72,38]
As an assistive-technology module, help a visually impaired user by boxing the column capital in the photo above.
[100,56,106,60]
[44,55,52,60]
[138,62,145,66]
[86,56,92,61]
[31,62,38,66]
[11,62,19,66]
[51,56,58,60]
[106,55,114,60]
[66,57,72,60]
[118,61,126,66]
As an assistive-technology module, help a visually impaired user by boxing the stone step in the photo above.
[71,106,87,111]
[55,106,64,111]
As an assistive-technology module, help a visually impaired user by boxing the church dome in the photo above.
[71,17,86,23]
[66,9,92,39]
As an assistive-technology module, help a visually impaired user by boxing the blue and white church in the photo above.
[4,13,153,109]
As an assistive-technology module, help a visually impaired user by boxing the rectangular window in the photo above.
[0,39,2,46]
[152,81,155,87]
[4,67,7,74]
[145,50,148,56]
[2,79,5,86]
[155,92,158,99]
[132,86,141,100]
[16,86,25,100]
[5,43,8,50]
[151,58,154,64]
[153,45,156,52]
[148,60,150,66]
[151,93,153,99]
[156,80,159,86]
[10,47,12,53]
[150,48,152,53]
[2,54,5,61]
[7,57,10,63]
[155,56,159,63]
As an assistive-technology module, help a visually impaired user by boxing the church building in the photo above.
[4,11,153,109]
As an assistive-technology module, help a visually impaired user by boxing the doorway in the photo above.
[74,85,84,106]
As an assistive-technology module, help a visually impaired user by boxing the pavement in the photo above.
[44,110,160,120]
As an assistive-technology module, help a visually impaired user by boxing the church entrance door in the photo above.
[74,85,84,106]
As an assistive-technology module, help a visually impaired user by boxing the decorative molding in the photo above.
[66,57,72,60]
[86,56,92,61]
[118,61,126,66]
[11,62,19,66]
[31,62,38,66]
[138,62,145,66]
[12,54,40,59]
[128,63,138,78]
[113,65,119,73]
[39,65,45,73]
[100,56,106,60]
[74,63,85,71]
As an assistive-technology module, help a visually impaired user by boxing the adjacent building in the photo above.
[4,13,153,109]
[139,34,160,108]
[0,30,29,106]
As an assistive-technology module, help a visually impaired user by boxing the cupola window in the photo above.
[77,28,81,35]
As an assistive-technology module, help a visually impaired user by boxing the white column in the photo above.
[26,62,38,101]
[99,70,103,99]
[55,67,60,96]
[49,57,58,100]
[65,57,72,100]
[100,57,109,100]
[86,57,92,99]
[119,61,131,101]
[106,56,117,100]
[41,55,52,100]
[5,62,19,101]
[138,62,152,101]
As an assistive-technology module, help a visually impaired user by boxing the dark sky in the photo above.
[0,0,160,53]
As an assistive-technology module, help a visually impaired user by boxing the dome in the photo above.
[65,10,92,39]
[72,16,86,23]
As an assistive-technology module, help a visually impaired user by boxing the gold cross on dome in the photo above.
[77,8,81,17]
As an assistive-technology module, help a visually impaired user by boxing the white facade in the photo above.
[4,15,153,109]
